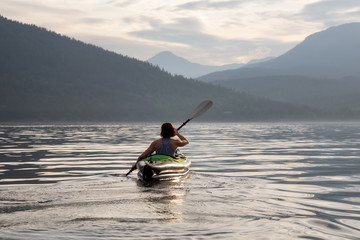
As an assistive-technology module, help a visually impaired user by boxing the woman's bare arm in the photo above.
[137,141,157,161]
[175,131,189,147]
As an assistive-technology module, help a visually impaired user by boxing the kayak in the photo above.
[136,152,191,182]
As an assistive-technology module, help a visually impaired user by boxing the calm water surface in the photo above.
[0,122,360,239]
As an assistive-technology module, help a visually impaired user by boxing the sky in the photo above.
[2,0,360,65]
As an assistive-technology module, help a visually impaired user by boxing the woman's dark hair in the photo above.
[161,123,176,138]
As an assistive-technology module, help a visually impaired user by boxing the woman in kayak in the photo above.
[132,123,189,169]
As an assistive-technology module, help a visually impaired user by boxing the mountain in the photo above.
[198,23,360,115]
[0,15,322,122]
[147,51,244,78]
[199,22,360,82]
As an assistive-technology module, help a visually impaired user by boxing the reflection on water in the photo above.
[0,122,360,239]
[138,180,188,223]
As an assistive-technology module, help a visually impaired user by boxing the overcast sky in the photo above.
[2,0,360,65]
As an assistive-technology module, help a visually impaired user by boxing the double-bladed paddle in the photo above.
[125,100,213,176]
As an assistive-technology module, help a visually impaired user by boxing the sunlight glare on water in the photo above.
[0,122,360,239]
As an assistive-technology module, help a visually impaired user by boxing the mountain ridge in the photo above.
[199,22,360,114]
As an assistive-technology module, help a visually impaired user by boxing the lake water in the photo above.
[1,122,360,239]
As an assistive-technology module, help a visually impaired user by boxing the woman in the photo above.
[132,122,189,169]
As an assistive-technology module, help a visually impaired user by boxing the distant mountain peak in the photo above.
[152,51,179,60]
[156,51,177,56]
[148,51,192,66]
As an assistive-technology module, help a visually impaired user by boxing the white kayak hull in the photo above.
[136,154,191,182]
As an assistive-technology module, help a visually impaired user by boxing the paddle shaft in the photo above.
[177,119,190,131]
[125,165,136,176]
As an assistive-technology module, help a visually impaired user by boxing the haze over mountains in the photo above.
[0,15,321,122]
[147,51,244,78]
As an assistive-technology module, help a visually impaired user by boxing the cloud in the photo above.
[129,17,206,43]
[1,0,82,16]
[301,0,360,26]
[126,15,295,64]
[79,18,107,25]
[107,0,142,7]
[176,0,244,10]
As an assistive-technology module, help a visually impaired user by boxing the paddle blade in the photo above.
[189,100,213,120]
